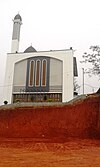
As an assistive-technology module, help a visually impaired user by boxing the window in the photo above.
[42,59,47,86]
[35,60,41,86]
[29,60,34,86]
[27,57,49,92]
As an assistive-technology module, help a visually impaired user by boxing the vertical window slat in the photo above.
[36,60,40,86]
[29,61,34,86]
[42,59,47,86]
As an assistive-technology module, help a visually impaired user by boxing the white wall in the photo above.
[49,58,62,92]
[13,59,27,92]
[3,49,74,103]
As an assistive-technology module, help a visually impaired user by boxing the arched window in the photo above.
[35,60,41,86]
[42,59,47,86]
[29,60,34,86]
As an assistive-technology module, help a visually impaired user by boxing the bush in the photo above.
[15,99,20,103]
[47,98,53,102]
[4,101,8,105]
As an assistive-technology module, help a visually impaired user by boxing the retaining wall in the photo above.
[0,95,100,139]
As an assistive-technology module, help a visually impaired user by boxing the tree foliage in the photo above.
[81,45,100,77]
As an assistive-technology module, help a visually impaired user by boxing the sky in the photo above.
[0,0,100,105]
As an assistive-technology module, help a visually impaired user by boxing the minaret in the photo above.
[11,14,22,53]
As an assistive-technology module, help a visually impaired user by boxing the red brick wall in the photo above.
[0,95,100,139]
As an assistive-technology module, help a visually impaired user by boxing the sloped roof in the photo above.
[24,46,37,53]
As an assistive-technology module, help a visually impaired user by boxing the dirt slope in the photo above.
[0,94,100,139]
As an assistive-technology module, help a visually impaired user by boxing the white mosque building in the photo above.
[3,14,78,104]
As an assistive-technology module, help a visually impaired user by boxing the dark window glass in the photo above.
[36,60,40,86]
[29,61,34,86]
[42,59,47,86]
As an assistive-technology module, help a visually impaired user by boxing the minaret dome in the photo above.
[14,14,22,21]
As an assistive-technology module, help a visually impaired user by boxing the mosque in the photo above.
[3,14,78,104]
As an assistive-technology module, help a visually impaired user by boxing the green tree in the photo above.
[81,45,100,77]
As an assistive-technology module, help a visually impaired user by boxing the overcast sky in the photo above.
[0,0,100,104]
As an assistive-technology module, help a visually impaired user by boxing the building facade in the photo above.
[3,14,78,104]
